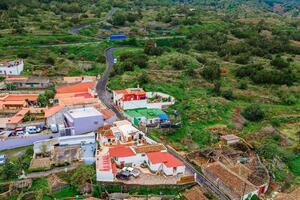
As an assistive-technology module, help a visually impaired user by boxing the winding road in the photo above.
[96,46,230,200]
[70,7,118,35]
[96,48,124,119]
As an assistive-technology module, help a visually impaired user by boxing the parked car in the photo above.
[0,154,6,165]
[116,171,130,180]
[113,58,117,64]
[50,124,58,133]
[14,127,25,135]
[25,126,38,134]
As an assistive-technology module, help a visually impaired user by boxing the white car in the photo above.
[113,58,117,64]
[0,154,6,165]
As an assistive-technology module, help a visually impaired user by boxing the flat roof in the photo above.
[66,107,103,118]
[124,108,166,118]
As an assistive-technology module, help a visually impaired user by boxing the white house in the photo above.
[64,106,105,135]
[146,152,185,176]
[108,145,138,167]
[113,120,145,143]
[132,144,167,165]
[0,60,24,75]
[112,88,147,110]
[96,150,117,182]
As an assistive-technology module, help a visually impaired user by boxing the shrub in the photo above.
[222,90,234,100]
[235,53,250,64]
[271,56,290,69]
[242,104,264,121]
[238,80,248,90]
[202,63,221,82]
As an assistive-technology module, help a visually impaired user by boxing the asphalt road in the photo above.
[0,133,59,151]
[70,7,118,35]
[97,47,230,199]
[96,48,124,119]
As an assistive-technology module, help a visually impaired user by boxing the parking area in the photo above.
[115,166,192,185]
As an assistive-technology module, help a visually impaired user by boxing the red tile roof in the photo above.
[56,82,95,94]
[109,145,136,158]
[44,105,64,118]
[147,152,184,168]
[7,109,29,124]
[1,94,39,101]
[74,92,93,98]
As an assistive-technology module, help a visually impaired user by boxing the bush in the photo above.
[238,80,248,90]
[202,63,221,82]
[144,40,163,56]
[235,53,250,65]
[222,90,234,100]
[271,56,290,69]
[242,104,264,121]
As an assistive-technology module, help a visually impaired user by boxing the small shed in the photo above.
[220,134,241,145]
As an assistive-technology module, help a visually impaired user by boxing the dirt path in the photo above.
[26,162,81,179]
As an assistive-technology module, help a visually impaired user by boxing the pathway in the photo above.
[0,133,58,151]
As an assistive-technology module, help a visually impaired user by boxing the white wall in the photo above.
[58,133,95,146]
[147,161,161,172]
[123,99,147,110]
[0,60,24,75]
[114,155,139,166]
[96,170,114,182]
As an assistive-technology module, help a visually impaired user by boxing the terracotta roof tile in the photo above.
[44,105,64,118]
[147,152,184,167]
[56,82,95,94]
[109,145,136,158]
[204,162,256,197]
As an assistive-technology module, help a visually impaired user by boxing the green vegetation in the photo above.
[0,0,300,195]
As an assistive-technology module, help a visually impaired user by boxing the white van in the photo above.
[25,126,37,134]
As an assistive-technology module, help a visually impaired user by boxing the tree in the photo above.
[271,56,290,69]
[144,40,163,56]
[37,94,48,107]
[112,12,126,26]
[70,165,95,190]
[222,90,234,100]
[235,53,250,65]
[44,89,55,100]
[2,160,19,180]
[202,63,221,82]
[242,104,265,122]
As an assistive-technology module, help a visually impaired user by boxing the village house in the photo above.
[124,108,169,126]
[0,94,39,110]
[113,88,147,110]
[146,151,185,176]
[64,106,115,135]
[55,81,102,107]
[5,76,50,89]
[0,60,24,75]
[203,162,259,200]
[98,120,145,146]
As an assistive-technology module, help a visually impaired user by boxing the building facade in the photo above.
[0,60,24,75]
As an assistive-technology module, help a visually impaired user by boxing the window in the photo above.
[94,121,98,125]
[141,154,145,157]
